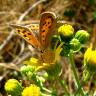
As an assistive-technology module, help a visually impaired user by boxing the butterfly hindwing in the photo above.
[10,24,41,49]
[39,12,57,49]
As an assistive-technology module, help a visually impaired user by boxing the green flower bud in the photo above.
[75,30,89,44]
[43,72,48,79]
[70,38,81,51]
[20,65,35,76]
[58,24,74,37]
[5,79,23,96]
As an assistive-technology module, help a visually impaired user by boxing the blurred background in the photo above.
[0,0,96,95]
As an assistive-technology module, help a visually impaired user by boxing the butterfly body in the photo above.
[11,12,57,63]
[40,50,55,64]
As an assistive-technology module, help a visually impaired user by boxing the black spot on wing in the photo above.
[27,32,31,35]
[48,22,50,24]
[42,20,47,25]
[43,39,45,42]
[22,30,26,33]
[48,26,51,28]
[42,30,45,32]
[23,34,27,37]
[32,25,35,27]
[17,29,20,33]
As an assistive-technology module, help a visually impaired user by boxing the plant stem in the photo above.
[42,87,52,94]
[41,93,51,96]
[59,78,70,96]
[69,50,85,96]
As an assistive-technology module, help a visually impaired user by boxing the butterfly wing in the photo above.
[26,23,39,39]
[39,12,57,50]
[10,24,41,49]
[26,23,39,33]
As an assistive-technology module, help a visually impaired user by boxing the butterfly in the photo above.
[10,12,57,63]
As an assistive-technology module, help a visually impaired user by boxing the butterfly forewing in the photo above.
[39,12,57,49]
[26,24,39,32]
[10,24,41,49]
[26,24,39,39]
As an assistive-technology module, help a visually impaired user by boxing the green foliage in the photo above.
[88,0,96,5]
[46,63,62,80]
[64,9,76,17]
[93,11,96,21]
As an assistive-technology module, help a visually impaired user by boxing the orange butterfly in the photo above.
[11,12,57,63]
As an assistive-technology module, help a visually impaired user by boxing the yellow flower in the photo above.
[22,84,40,96]
[5,79,23,96]
[23,57,39,66]
[84,45,96,71]
[30,58,39,65]
[58,24,74,37]
[54,42,63,62]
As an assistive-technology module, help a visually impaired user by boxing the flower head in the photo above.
[23,57,39,66]
[84,45,96,72]
[5,79,23,96]
[22,84,40,96]
[58,24,74,37]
